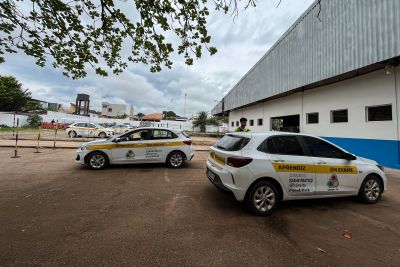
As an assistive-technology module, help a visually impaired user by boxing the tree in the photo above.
[0,0,256,79]
[207,116,219,126]
[0,75,41,111]
[165,110,176,119]
[27,114,42,127]
[137,112,145,119]
[193,111,208,132]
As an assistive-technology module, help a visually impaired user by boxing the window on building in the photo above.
[236,121,239,127]
[306,112,319,124]
[331,109,348,123]
[249,119,254,126]
[257,118,263,126]
[108,108,112,112]
[266,136,304,156]
[231,121,234,127]
[366,104,392,121]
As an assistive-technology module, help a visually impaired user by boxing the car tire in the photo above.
[86,152,109,170]
[246,180,280,216]
[69,130,77,138]
[358,175,382,204]
[99,132,106,138]
[166,151,185,168]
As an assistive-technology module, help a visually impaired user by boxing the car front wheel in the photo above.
[99,132,107,138]
[246,181,279,216]
[69,130,77,138]
[359,175,382,203]
[86,152,109,170]
[166,151,185,168]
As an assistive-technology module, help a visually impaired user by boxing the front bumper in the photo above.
[75,150,86,165]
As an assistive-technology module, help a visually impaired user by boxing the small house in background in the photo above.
[141,113,162,122]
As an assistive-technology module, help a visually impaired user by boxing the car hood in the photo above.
[82,139,110,146]
[358,156,378,165]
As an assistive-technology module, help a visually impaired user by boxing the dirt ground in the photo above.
[1,148,400,266]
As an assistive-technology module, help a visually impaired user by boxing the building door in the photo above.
[271,114,300,133]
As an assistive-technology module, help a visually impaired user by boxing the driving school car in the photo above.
[75,127,194,169]
[66,122,114,138]
[206,132,387,215]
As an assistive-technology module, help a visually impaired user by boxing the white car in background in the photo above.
[75,127,194,169]
[66,122,114,138]
[112,124,134,134]
[206,132,387,215]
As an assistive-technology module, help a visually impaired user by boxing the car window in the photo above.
[302,136,346,158]
[120,129,152,142]
[214,135,250,151]
[75,123,86,127]
[89,124,96,128]
[266,136,304,156]
[152,130,177,139]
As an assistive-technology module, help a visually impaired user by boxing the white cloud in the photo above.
[0,0,314,116]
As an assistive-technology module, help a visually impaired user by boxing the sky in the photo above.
[0,0,314,118]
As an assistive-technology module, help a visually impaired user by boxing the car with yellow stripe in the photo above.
[206,132,387,215]
[76,127,194,169]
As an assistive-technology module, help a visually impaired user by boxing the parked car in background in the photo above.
[112,124,134,134]
[75,127,194,169]
[66,122,114,138]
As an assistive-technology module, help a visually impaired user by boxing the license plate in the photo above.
[207,170,216,181]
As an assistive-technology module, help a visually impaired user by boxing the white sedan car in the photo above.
[66,122,114,138]
[75,127,194,169]
[206,132,387,215]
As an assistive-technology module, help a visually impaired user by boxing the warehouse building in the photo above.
[212,0,400,168]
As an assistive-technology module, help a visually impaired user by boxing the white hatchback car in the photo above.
[206,132,387,215]
[75,127,194,169]
[66,122,114,138]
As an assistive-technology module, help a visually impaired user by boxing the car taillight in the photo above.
[183,140,192,145]
[227,157,253,168]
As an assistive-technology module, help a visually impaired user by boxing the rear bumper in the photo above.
[206,160,247,201]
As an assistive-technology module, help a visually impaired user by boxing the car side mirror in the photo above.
[113,137,121,143]
[343,153,356,161]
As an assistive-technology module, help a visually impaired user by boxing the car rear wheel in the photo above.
[99,132,106,138]
[166,151,185,168]
[246,181,279,216]
[69,130,77,138]
[86,152,109,170]
[358,175,382,203]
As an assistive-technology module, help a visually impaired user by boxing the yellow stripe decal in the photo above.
[273,163,357,174]
[209,152,225,165]
[87,141,185,150]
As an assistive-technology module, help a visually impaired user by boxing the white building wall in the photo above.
[229,68,399,141]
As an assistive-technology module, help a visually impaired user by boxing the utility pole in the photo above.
[184,93,187,118]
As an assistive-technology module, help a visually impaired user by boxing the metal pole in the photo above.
[12,112,16,136]
[53,120,58,149]
[11,118,20,158]
[34,125,41,153]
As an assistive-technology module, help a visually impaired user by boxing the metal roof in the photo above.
[213,0,400,114]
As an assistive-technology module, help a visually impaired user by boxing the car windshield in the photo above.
[214,134,250,151]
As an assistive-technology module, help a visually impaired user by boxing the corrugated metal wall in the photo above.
[218,0,400,112]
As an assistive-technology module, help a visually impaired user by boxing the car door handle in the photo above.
[317,161,327,164]
[273,159,285,163]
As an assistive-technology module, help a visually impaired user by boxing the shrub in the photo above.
[27,114,43,127]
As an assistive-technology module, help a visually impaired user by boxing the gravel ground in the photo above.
[1,148,400,266]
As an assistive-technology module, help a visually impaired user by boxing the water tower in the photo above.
[74,94,90,116]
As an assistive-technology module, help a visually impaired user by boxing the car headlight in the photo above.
[377,164,384,171]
